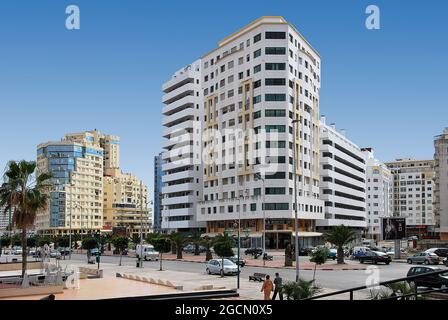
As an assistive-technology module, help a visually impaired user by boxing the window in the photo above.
[250,203,256,211]
[265,78,286,86]
[265,32,286,39]
[265,109,286,117]
[253,95,262,104]
[265,125,286,133]
[266,187,286,195]
[265,63,285,70]
[254,33,261,43]
[265,94,286,101]
[253,110,261,119]
[265,47,286,55]
[263,203,289,210]
[254,64,261,73]
[238,72,243,80]
[254,49,261,58]
[253,80,261,88]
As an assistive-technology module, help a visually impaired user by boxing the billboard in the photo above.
[382,218,406,240]
[112,226,127,237]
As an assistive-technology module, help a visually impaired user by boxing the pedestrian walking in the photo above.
[272,272,283,300]
[261,274,274,300]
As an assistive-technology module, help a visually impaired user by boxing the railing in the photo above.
[303,269,448,300]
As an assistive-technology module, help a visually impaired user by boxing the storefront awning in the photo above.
[293,231,323,238]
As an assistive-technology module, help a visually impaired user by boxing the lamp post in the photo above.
[254,173,266,266]
[236,195,243,289]
[292,117,300,282]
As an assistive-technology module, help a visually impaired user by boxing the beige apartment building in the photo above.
[36,130,149,237]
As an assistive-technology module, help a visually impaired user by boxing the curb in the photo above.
[116,272,184,290]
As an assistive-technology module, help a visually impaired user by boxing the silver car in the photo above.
[407,252,439,265]
[206,259,238,276]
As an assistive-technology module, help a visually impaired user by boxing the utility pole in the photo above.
[138,181,144,268]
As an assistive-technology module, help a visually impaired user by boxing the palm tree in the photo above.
[169,232,187,259]
[189,231,202,256]
[282,279,321,300]
[201,236,214,261]
[0,161,51,277]
[324,225,357,264]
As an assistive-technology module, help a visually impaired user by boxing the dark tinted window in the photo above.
[265,32,286,39]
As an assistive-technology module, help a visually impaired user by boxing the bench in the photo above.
[249,273,267,282]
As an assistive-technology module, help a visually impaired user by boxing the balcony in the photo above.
[162,95,195,115]
[162,83,196,104]
[162,107,195,127]
[162,170,196,183]
[162,183,196,194]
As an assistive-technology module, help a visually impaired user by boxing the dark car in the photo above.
[244,247,263,256]
[299,247,314,256]
[359,251,391,265]
[407,266,448,289]
[225,255,246,267]
[183,244,206,254]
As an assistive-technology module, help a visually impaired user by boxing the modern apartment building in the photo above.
[161,60,206,232]
[103,172,150,238]
[194,16,324,249]
[153,152,163,232]
[434,128,448,240]
[0,206,11,234]
[318,119,367,236]
[36,130,149,237]
[386,158,435,238]
[362,147,393,241]
[36,130,105,235]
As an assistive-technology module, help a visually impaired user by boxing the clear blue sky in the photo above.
[1,0,447,199]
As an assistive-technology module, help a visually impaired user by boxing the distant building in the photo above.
[434,128,448,240]
[36,130,149,237]
[318,119,367,238]
[0,206,11,235]
[362,148,393,241]
[153,153,163,232]
[386,158,435,238]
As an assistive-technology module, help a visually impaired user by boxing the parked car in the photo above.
[49,250,61,259]
[206,259,238,275]
[225,255,246,267]
[407,252,440,265]
[58,247,71,256]
[328,248,337,260]
[183,244,206,254]
[425,248,448,259]
[244,247,263,256]
[135,244,159,261]
[407,266,448,289]
[299,247,314,256]
[11,246,23,255]
[359,251,391,265]
[352,246,370,260]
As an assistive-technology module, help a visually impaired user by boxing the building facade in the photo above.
[386,158,435,238]
[434,128,448,240]
[318,120,367,237]
[362,148,393,241]
[36,130,149,237]
[193,16,324,249]
[0,207,11,235]
[153,152,163,232]
[161,60,206,232]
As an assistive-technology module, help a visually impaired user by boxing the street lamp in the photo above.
[236,195,243,289]
[292,117,300,282]
[254,172,266,266]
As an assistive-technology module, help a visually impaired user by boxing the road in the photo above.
[66,253,444,292]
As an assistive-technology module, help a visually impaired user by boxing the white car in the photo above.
[206,259,238,276]
[135,244,159,261]
[11,246,23,255]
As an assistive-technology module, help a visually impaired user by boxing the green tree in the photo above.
[213,233,234,277]
[0,160,51,277]
[0,236,11,256]
[370,281,424,300]
[282,279,321,300]
[111,236,129,266]
[309,247,329,282]
[37,235,51,247]
[11,234,22,247]
[148,236,171,271]
[324,225,357,264]
[131,234,140,247]
[169,232,188,259]
[26,235,38,248]
[189,231,202,256]
[201,236,214,261]
[82,237,98,262]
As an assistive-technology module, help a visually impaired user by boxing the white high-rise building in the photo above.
[194,16,324,249]
[362,147,393,241]
[434,128,448,240]
[386,158,435,238]
[161,60,206,232]
[318,119,367,236]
